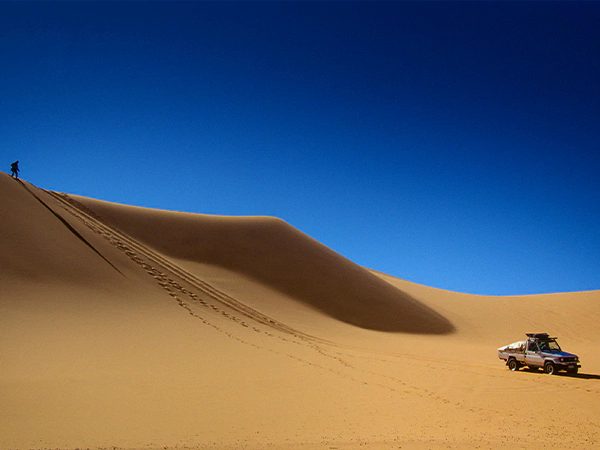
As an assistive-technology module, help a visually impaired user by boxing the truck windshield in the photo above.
[538,340,561,352]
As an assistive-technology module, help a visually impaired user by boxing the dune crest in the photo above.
[70,194,454,334]
[0,175,126,286]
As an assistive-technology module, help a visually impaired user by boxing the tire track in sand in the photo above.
[47,191,305,337]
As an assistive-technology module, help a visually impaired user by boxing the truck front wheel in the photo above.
[544,362,556,375]
[508,359,520,371]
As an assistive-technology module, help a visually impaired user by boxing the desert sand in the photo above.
[2,172,599,449]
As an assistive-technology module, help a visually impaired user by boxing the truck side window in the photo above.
[529,343,539,352]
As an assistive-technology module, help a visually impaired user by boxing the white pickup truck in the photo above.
[498,333,581,375]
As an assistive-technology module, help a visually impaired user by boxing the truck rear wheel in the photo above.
[544,362,556,375]
[508,358,520,371]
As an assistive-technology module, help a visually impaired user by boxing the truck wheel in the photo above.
[567,367,578,375]
[508,359,519,371]
[544,362,556,375]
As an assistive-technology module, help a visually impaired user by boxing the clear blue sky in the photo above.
[2,1,599,295]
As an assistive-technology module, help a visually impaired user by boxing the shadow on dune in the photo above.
[72,197,455,335]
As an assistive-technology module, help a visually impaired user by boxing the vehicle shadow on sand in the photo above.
[524,368,600,380]
[559,372,600,380]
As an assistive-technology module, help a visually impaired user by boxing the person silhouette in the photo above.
[11,160,20,179]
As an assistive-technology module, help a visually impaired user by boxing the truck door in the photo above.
[525,341,544,367]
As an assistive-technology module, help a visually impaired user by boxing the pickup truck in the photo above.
[498,333,581,375]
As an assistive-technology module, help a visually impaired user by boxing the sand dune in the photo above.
[69,194,454,334]
[2,172,599,449]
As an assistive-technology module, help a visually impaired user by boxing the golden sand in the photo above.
[2,173,599,449]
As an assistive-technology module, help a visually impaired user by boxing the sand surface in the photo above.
[2,173,599,449]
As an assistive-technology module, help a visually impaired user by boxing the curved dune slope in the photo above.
[71,195,454,334]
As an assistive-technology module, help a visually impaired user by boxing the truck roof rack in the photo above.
[526,333,551,339]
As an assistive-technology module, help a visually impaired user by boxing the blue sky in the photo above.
[2,1,599,295]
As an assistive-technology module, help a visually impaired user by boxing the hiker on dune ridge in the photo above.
[10,160,19,179]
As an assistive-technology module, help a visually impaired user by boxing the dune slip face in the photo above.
[69,193,455,335]
[2,174,600,450]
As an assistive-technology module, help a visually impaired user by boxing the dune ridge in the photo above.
[0,176,129,286]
